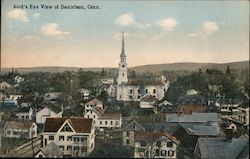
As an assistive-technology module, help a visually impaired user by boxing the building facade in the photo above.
[41,117,95,157]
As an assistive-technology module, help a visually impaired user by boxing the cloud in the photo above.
[202,21,219,34]
[41,23,70,36]
[7,9,29,22]
[156,17,177,31]
[33,13,41,19]
[114,12,150,28]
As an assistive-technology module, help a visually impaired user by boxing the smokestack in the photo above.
[225,128,233,142]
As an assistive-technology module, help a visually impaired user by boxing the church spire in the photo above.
[121,32,125,57]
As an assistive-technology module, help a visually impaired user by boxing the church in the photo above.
[113,32,169,102]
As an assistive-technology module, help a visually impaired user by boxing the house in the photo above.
[84,98,103,114]
[101,78,114,85]
[237,107,249,126]
[139,95,157,109]
[194,129,249,159]
[44,92,62,102]
[220,104,239,119]
[9,94,22,101]
[0,92,7,100]
[0,81,13,90]
[134,131,180,158]
[35,142,63,158]
[36,106,62,124]
[41,117,95,157]
[122,120,145,146]
[101,84,116,98]
[84,108,122,129]
[77,88,90,100]
[176,95,207,114]
[14,75,24,84]
[4,120,37,139]
[16,107,33,120]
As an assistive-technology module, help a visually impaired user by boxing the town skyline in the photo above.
[1,0,249,68]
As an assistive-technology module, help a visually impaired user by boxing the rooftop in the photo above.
[196,135,249,159]
[43,117,93,133]
[140,95,157,102]
[166,113,221,123]
[4,120,34,130]
[85,98,103,105]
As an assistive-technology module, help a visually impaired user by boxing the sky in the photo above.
[1,0,249,68]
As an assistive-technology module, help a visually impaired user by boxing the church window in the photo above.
[122,73,124,77]
[153,89,156,94]
[130,89,133,94]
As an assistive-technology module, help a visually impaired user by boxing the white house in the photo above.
[14,75,24,84]
[84,98,103,114]
[84,108,122,129]
[134,131,180,158]
[0,81,12,90]
[77,88,90,100]
[237,107,249,126]
[4,120,37,139]
[139,95,157,109]
[220,104,239,119]
[16,107,33,120]
[36,106,62,124]
[41,117,95,157]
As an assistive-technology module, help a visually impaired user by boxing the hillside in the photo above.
[1,61,248,74]
[130,61,249,73]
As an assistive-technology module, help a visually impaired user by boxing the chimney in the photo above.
[225,128,233,142]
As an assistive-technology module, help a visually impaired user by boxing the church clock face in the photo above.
[122,65,125,68]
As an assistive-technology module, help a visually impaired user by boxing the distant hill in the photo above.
[130,61,249,73]
[1,61,249,74]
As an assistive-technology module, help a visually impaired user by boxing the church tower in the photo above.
[117,32,128,85]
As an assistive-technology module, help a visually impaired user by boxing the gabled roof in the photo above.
[99,112,122,120]
[167,113,221,123]
[196,135,249,159]
[38,106,61,114]
[134,131,179,145]
[43,117,93,133]
[17,107,31,113]
[158,100,173,107]
[180,123,221,136]
[86,98,103,105]
[36,142,63,157]
[142,122,180,135]
[4,120,34,130]
[140,95,157,102]
[123,120,145,131]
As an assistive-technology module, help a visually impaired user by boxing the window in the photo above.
[156,141,161,147]
[73,146,79,151]
[73,137,79,142]
[93,115,95,118]
[155,149,160,156]
[90,111,92,114]
[67,146,72,151]
[87,115,89,118]
[161,150,167,156]
[126,139,130,145]
[153,89,156,94]
[100,121,102,125]
[61,123,73,132]
[59,135,64,141]
[105,121,107,125]
[122,65,125,68]
[168,150,174,156]
[130,89,133,94]
[110,121,113,125]
[116,121,119,125]
[39,154,43,158]
[7,130,11,134]
[122,73,124,77]
[59,145,64,151]
[145,89,148,94]
[67,136,72,141]
[49,135,54,141]
[167,142,173,147]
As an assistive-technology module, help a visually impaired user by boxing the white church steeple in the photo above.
[117,32,128,85]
